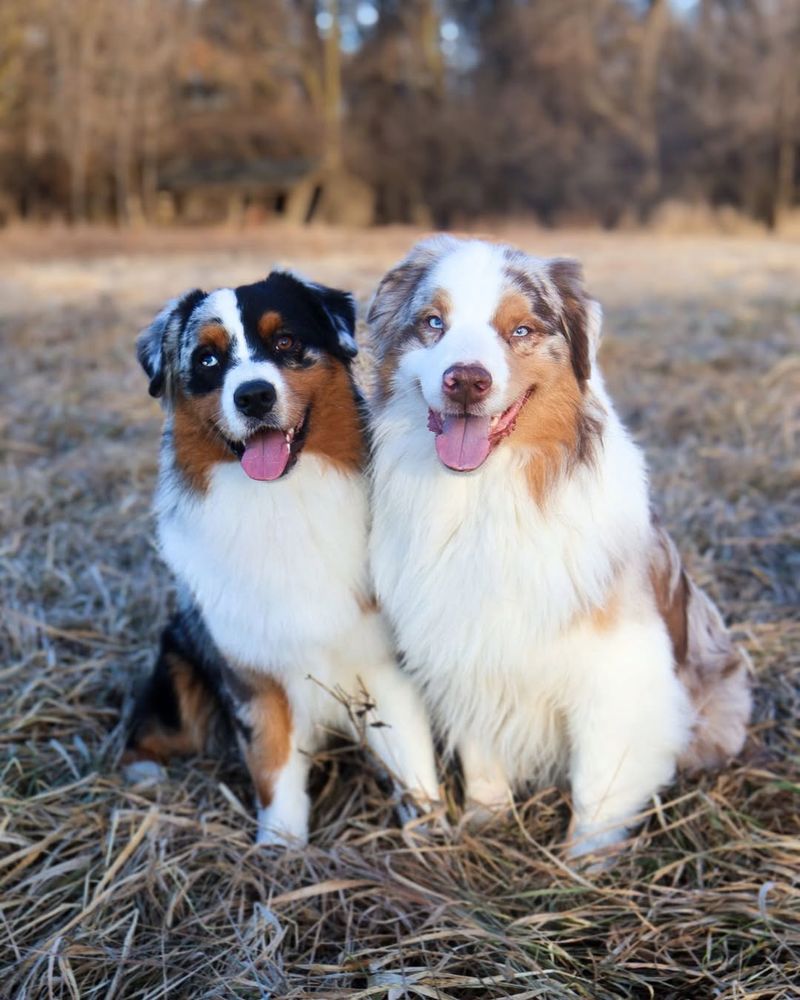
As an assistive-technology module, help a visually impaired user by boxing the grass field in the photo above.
[1,225,798,999]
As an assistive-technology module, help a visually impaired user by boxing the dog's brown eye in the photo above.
[275,334,294,351]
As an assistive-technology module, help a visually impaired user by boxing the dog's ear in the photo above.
[548,258,592,384]
[299,279,358,361]
[136,300,174,398]
[367,235,461,359]
[137,289,205,399]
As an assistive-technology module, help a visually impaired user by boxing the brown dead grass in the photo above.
[1,226,798,999]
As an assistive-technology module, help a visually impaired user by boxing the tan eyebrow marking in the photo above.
[491,290,540,339]
[428,289,452,322]
[197,323,230,352]
[258,311,283,339]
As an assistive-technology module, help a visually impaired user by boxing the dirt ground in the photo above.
[1,225,798,998]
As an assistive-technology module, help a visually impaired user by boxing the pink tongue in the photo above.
[240,430,290,481]
[434,415,492,471]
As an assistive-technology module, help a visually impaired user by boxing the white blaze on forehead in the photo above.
[428,240,506,328]
[198,287,290,437]
[403,240,511,413]
[203,287,247,362]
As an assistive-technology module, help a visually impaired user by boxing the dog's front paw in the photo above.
[564,823,628,872]
[460,799,512,833]
[256,807,309,849]
[395,794,451,837]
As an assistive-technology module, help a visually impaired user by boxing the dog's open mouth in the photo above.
[228,412,308,482]
[428,388,532,472]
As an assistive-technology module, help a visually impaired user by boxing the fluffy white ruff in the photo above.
[157,454,439,844]
[370,374,694,857]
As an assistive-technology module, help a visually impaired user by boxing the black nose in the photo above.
[234,379,277,419]
[442,364,493,407]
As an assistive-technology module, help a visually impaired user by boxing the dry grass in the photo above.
[1,225,798,999]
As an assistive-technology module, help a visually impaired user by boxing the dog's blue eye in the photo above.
[427,315,443,330]
[198,351,218,367]
[512,325,531,338]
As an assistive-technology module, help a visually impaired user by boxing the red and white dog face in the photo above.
[369,236,602,480]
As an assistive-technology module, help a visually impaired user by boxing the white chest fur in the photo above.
[157,454,368,672]
[370,388,653,776]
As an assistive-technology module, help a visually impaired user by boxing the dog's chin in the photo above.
[225,411,309,482]
[427,388,533,472]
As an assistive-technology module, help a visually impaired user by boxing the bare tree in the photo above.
[51,0,106,222]
[0,0,797,227]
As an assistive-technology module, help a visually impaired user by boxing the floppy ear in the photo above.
[367,234,460,360]
[302,280,358,360]
[548,259,592,384]
[136,300,174,398]
[136,289,205,399]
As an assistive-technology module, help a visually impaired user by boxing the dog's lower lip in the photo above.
[488,387,533,441]
[428,388,533,444]
[225,412,308,461]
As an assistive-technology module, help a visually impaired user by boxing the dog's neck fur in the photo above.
[156,446,371,676]
[369,370,657,789]
[370,371,653,646]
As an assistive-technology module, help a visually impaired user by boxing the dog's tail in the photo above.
[649,524,752,772]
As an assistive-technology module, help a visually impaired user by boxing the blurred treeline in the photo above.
[0,0,798,229]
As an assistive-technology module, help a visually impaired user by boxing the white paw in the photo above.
[256,808,308,849]
[122,759,166,787]
[461,799,511,833]
[392,781,445,834]
[566,824,628,868]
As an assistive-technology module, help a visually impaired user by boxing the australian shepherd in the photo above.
[367,236,750,858]
[123,271,438,845]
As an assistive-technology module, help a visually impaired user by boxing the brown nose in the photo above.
[442,364,493,407]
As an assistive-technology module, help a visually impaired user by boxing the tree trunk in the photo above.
[635,0,669,210]
[773,54,798,230]
[69,31,91,223]
[321,0,342,172]
[141,108,160,225]
[420,0,444,100]
[114,109,133,227]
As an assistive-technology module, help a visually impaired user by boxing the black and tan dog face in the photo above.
[138,272,363,490]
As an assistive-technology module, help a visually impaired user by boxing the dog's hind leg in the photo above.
[122,608,227,784]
